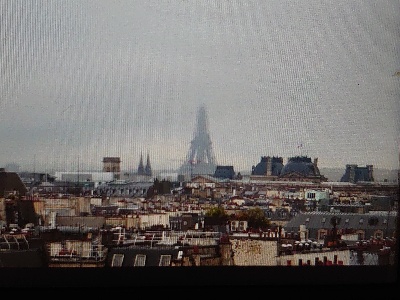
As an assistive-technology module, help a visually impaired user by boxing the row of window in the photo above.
[111,253,179,267]
[317,229,385,240]
[97,188,148,195]
[104,167,120,172]
[306,193,316,199]
[305,217,387,225]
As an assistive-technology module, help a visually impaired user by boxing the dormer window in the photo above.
[159,255,172,266]
[345,218,349,224]
[134,254,146,267]
[321,218,326,223]
[111,254,124,267]
[368,217,379,226]
[359,218,364,224]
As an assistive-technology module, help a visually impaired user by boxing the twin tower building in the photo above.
[102,152,152,180]
[102,105,217,181]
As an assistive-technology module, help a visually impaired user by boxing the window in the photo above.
[134,254,146,266]
[318,229,328,240]
[177,251,183,260]
[239,221,246,231]
[359,218,364,224]
[321,218,326,223]
[307,192,315,199]
[368,217,379,226]
[159,255,172,266]
[111,254,124,267]
[231,221,238,231]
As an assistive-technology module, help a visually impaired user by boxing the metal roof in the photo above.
[284,211,397,232]
[280,157,320,177]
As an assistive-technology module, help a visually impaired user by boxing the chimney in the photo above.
[349,164,357,183]
[266,157,272,176]
[366,165,374,181]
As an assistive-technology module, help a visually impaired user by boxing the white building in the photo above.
[54,171,114,187]
[304,189,330,201]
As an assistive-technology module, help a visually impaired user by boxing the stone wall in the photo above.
[277,249,351,266]
[231,239,278,266]
[231,238,351,266]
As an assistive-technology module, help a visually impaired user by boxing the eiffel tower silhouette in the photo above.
[179,105,217,178]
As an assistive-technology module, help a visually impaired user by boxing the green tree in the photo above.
[205,206,228,219]
[237,207,270,229]
[204,206,229,226]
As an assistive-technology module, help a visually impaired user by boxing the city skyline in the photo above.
[1,1,399,173]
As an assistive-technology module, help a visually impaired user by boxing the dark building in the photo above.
[340,164,374,183]
[214,166,235,179]
[283,211,397,242]
[0,246,47,267]
[369,195,396,211]
[2,197,39,232]
[251,156,284,177]
[16,199,38,226]
[149,179,173,196]
[250,156,327,183]
[280,156,319,177]
[279,156,327,183]
[0,169,28,197]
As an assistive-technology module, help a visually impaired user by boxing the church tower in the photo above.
[137,152,145,175]
[145,152,152,176]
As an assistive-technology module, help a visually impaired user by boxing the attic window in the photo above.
[345,219,349,223]
[305,218,310,223]
[177,251,183,260]
[383,219,387,224]
[159,255,172,266]
[359,218,364,224]
[134,254,146,267]
[321,218,326,223]
[111,254,124,267]
[368,217,379,226]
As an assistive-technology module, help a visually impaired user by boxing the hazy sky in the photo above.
[1,0,399,173]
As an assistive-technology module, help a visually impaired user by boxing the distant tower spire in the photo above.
[179,105,217,178]
[137,152,145,175]
[145,152,152,176]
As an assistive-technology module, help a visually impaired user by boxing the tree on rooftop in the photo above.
[237,207,270,230]
[204,206,229,227]
[205,206,228,219]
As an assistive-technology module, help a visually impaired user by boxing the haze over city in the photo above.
[1,0,399,173]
